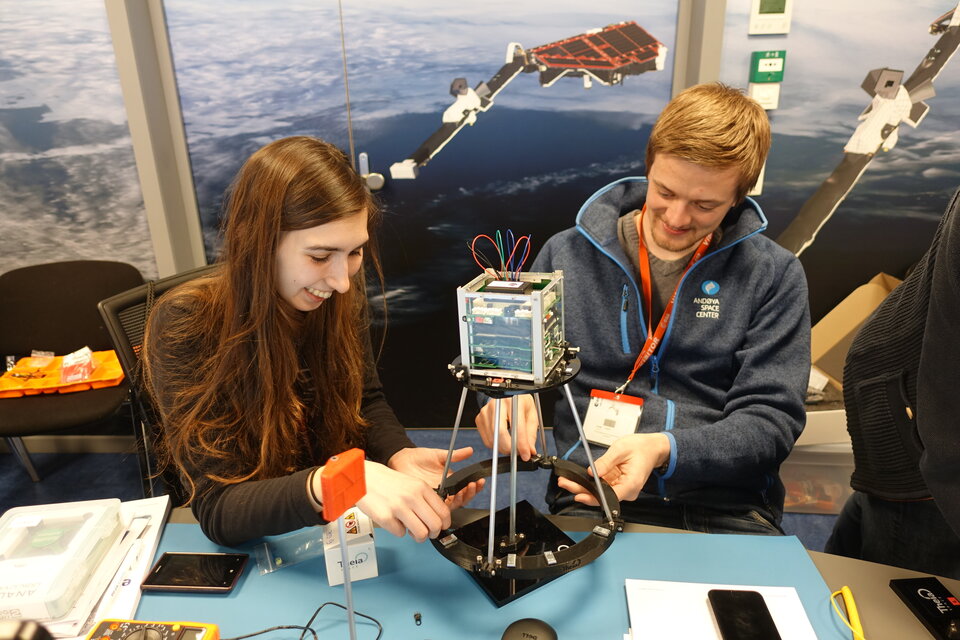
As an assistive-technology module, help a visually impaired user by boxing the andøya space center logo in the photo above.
[694,280,720,319]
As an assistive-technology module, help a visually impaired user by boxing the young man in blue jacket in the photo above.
[477,83,810,534]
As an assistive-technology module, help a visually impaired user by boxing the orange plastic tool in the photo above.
[320,448,367,521]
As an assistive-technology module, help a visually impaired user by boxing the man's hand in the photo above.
[388,446,483,508]
[474,395,540,461]
[556,433,671,505]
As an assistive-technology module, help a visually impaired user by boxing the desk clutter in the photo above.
[0,497,169,639]
[138,524,850,640]
[0,349,125,398]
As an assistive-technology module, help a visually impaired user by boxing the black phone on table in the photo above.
[141,552,248,593]
[707,589,783,640]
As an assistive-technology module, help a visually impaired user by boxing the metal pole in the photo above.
[534,393,548,457]
[508,396,519,543]
[337,516,358,640]
[441,386,470,489]
[487,398,502,565]
[562,384,615,523]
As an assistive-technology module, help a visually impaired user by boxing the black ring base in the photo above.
[433,455,623,597]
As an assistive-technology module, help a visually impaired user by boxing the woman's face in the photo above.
[275,209,368,312]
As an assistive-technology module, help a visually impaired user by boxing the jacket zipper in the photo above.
[620,285,631,354]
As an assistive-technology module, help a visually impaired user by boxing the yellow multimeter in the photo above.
[86,620,219,640]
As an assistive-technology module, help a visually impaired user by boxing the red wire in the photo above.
[471,234,504,277]
[504,235,530,279]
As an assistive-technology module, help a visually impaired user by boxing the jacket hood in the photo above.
[574,176,768,251]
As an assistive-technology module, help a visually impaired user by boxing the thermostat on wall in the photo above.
[749,0,793,35]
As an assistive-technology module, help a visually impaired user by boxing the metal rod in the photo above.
[337,516,358,640]
[487,398,502,565]
[440,386,470,490]
[6,437,40,482]
[534,393,548,457]
[336,0,357,168]
[562,384,615,523]
[508,396,519,543]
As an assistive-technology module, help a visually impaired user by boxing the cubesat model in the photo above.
[434,270,623,606]
[456,271,566,387]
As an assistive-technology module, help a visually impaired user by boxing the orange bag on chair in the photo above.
[0,350,125,398]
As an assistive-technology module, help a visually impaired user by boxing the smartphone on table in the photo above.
[707,589,783,640]
[141,552,249,593]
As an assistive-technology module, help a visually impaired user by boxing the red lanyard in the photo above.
[616,207,712,393]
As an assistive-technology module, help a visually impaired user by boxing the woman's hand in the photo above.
[352,460,452,542]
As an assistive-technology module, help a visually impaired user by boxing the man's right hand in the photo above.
[474,395,540,461]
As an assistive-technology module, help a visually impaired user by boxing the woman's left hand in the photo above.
[388,446,484,510]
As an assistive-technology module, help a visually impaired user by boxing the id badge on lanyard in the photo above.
[583,207,711,447]
[583,389,644,447]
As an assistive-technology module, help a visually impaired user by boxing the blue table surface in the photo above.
[138,523,850,640]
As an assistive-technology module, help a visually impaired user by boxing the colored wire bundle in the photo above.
[470,230,531,280]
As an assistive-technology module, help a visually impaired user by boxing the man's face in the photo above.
[644,154,739,257]
[275,209,368,312]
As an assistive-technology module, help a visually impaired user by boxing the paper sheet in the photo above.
[625,579,818,639]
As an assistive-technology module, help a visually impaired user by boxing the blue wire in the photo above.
[517,235,531,277]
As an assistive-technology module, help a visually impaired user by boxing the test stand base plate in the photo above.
[453,500,575,607]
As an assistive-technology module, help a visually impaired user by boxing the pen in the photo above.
[840,585,864,639]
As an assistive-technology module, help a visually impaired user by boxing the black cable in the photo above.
[223,625,317,640]
[300,602,383,640]
[220,601,383,640]
[468,241,497,273]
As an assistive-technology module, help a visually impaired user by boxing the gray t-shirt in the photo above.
[617,211,717,326]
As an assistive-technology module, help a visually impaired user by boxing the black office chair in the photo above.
[0,260,145,482]
[98,264,216,502]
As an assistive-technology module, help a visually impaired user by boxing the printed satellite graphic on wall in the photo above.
[390,21,666,180]
[777,4,960,255]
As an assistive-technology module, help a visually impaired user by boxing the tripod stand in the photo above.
[431,349,623,605]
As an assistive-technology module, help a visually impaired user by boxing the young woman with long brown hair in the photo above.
[143,136,478,547]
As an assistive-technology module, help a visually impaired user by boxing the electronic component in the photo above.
[890,577,960,639]
[85,620,218,640]
[457,270,564,385]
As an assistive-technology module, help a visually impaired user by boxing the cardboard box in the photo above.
[810,273,901,389]
[322,507,377,586]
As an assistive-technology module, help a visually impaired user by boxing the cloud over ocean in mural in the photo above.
[0,0,154,278]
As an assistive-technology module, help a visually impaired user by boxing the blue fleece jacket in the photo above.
[537,177,810,523]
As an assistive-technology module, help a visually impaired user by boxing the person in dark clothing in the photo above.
[143,136,479,547]
[476,84,810,534]
[825,187,960,579]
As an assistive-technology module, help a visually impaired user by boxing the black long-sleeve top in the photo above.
[843,187,960,538]
[917,188,960,537]
[146,284,414,547]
